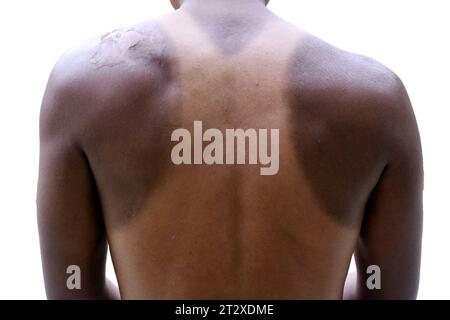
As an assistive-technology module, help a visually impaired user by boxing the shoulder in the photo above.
[45,19,168,98]
[39,41,99,145]
[289,33,419,162]
[40,20,171,143]
[290,33,405,107]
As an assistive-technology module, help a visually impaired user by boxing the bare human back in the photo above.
[38,0,423,300]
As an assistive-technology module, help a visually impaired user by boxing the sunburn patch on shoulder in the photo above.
[170,121,279,176]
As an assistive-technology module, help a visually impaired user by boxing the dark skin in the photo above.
[38,0,423,299]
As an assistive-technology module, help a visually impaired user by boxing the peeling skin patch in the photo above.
[100,29,122,41]
[90,23,168,69]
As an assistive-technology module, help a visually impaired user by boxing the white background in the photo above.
[0,0,448,299]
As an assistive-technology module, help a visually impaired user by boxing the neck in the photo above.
[181,0,267,10]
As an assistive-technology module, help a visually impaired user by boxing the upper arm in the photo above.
[37,57,112,299]
[354,75,424,299]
